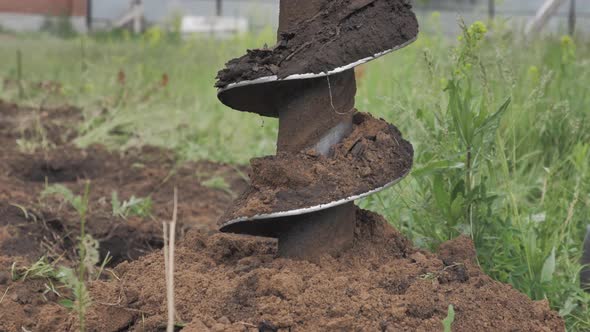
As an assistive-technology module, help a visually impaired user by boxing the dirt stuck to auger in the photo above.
[215,0,418,87]
[222,112,413,223]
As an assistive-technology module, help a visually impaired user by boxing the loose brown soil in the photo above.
[0,100,565,331]
[0,99,247,265]
[220,112,413,228]
[215,0,419,88]
[8,209,562,332]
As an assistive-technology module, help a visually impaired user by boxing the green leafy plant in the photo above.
[41,182,95,332]
[111,191,153,219]
[442,304,455,332]
[42,184,88,216]
[408,21,510,245]
[201,175,235,197]
[360,21,590,329]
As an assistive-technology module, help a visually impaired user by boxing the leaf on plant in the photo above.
[41,184,86,216]
[41,184,75,203]
[450,194,465,221]
[59,298,74,309]
[558,297,577,317]
[442,304,455,332]
[56,266,78,288]
[433,175,450,215]
[111,191,122,216]
[540,247,556,283]
[475,97,511,142]
[81,234,100,274]
[412,160,465,177]
[112,192,152,218]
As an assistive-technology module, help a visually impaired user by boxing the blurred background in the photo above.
[1,1,590,330]
[0,0,588,36]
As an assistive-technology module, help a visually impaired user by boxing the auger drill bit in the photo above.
[274,70,357,258]
[215,0,419,260]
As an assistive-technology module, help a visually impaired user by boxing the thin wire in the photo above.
[326,74,355,115]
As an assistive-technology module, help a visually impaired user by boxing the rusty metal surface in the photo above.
[278,202,355,260]
[276,70,355,154]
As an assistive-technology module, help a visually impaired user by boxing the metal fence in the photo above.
[125,0,586,35]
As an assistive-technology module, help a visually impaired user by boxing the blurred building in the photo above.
[0,0,89,32]
[91,0,276,32]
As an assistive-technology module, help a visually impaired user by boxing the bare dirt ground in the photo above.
[0,100,564,331]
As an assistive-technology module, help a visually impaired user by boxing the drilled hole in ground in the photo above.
[18,160,100,182]
[0,203,49,258]
[47,216,166,268]
[12,151,106,183]
[99,234,164,267]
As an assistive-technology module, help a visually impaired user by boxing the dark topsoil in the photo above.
[215,0,418,88]
[220,112,413,225]
[0,100,247,265]
[0,100,564,331]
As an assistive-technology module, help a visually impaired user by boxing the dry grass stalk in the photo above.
[163,187,178,332]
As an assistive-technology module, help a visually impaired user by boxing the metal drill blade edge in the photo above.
[219,169,410,230]
[216,37,417,95]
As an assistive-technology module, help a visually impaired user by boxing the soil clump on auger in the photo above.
[215,0,418,86]
[222,112,413,228]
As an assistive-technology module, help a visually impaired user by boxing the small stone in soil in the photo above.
[258,320,278,332]
[0,271,10,284]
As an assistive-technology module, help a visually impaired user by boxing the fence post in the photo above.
[17,50,23,99]
[569,0,576,35]
[216,0,223,16]
[526,0,568,36]
[86,0,92,32]
[488,0,495,20]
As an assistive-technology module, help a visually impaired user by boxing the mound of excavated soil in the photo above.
[220,112,413,226]
[41,208,561,332]
[215,0,418,88]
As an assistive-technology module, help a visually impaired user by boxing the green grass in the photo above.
[1,18,589,330]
